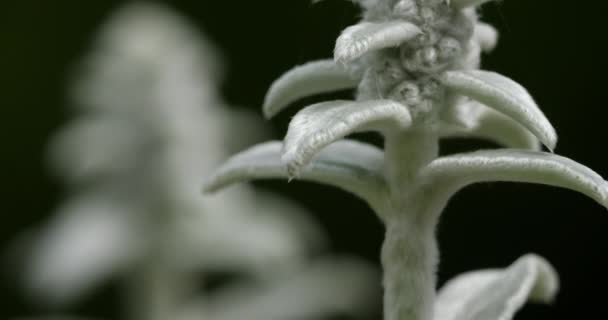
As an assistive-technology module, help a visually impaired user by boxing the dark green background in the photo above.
[2,0,607,319]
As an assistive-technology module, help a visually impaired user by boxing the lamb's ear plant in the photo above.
[205,0,608,319]
[19,3,379,320]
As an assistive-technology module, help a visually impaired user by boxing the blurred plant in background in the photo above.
[15,2,379,320]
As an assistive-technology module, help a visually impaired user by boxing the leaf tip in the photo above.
[201,177,220,194]
[262,103,276,120]
[262,92,278,120]
[283,154,303,181]
[333,48,355,66]
[521,253,560,304]
[543,129,558,153]
[599,181,608,210]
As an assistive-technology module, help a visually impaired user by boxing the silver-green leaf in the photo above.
[434,254,559,320]
[283,100,411,177]
[263,60,360,119]
[423,149,608,208]
[204,140,387,205]
[474,22,498,52]
[334,21,420,64]
[440,70,557,150]
[441,101,540,150]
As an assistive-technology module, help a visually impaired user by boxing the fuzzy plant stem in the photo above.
[127,256,179,320]
[126,209,193,320]
[381,131,443,320]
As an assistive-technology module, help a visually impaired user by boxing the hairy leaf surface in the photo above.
[263,60,359,118]
[441,70,557,150]
[441,101,540,150]
[205,140,386,204]
[283,100,410,177]
[435,254,558,320]
[474,22,499,52]
[335,21,420,63]
[424,149,608,208]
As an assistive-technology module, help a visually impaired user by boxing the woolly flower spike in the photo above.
[20,3,378,320]
[207,0,607,319]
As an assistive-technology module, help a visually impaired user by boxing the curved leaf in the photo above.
[263,59,360,118]
[435,254,559,320]
[474,22,499,52]
[283,100,410,177]
[423,149,608,208]
[450,0,496,10]
[204,140,387,205]
[441,101,540,150]
[334,21,420,64]
[440,70,557,150]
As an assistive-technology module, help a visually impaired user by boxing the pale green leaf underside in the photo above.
[283,100,410,177]
[334,21,420,63]
[206,258,380,320]
[474,22,498,52]
[450,0,497,10]
[204,140,386,204]
[434,254,558,320]
[424,149,608,208]
[441,70,557,150]
[442,101,540,150]
[263,59,360,118]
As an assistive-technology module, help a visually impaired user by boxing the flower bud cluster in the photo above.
[356,0,478,125]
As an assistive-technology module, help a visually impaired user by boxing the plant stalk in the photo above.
[381,130,441,320]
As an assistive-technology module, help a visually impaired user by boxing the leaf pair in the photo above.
[268,63,556,162]
[263,54,555,152]
[206,137,608,214]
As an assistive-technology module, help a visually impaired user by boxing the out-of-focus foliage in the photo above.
[17,2,380,320]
